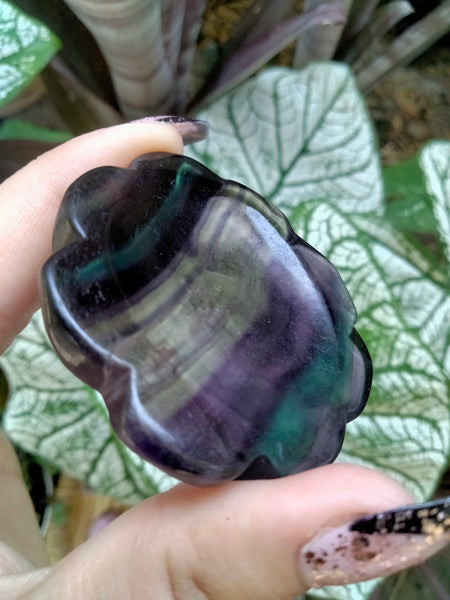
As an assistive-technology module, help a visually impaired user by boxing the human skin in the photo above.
[0,121,443,600]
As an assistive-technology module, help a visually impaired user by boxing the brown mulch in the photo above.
[45,475,128,564]
[367,60,450,165]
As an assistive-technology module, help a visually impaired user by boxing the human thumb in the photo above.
[21,463,448,600]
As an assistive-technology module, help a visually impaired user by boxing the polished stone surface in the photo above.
[41,153,372,484]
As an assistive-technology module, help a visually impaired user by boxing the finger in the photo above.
[23,465,417,600]
[0,121,184,352]
[0,566,50,599]
[0,431,48,569]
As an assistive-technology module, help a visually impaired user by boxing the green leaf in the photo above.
[419,140,450,269]
[0,118,70,142]
[383,153,439,235]
[1,312,177,504]
[0,0,60,107]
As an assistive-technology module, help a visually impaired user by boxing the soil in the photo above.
[368,48,450,165]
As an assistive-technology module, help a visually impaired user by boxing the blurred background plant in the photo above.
[0,2,449,600]
[0,0,449,151]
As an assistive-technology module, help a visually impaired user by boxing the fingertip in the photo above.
[19,465,419,600]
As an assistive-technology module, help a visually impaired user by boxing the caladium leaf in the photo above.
[383,140,450,278]
[1,313,178,503]
[305,579,381,600]
[420,140,450,269]
[10,0,116,105]
[189,63,383,214]
[0,0,60,107]
[292,204,449,493]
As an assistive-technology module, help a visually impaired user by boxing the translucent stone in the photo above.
[40,153,372,485]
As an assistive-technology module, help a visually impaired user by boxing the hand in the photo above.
[0,122,447,600]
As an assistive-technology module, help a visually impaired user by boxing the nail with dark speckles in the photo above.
[134,115,209,145]
[299,497,450,588]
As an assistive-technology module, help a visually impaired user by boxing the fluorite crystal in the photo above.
[40,153,372,485]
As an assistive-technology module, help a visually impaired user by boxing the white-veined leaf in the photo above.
[381,140,450,373]
[189,63,383,215]
[293,202,449,499]
[1,313,178,504]
[188,64,450,600]
[0,0,60,107]
[188,64,450,496]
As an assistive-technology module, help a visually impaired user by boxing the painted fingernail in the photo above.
[135,115,209,145]
[299,497,450,588]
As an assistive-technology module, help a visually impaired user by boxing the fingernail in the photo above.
[135,115,209,145]
[299,497,450,588]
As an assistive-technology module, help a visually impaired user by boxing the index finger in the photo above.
[0,121,184,352]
